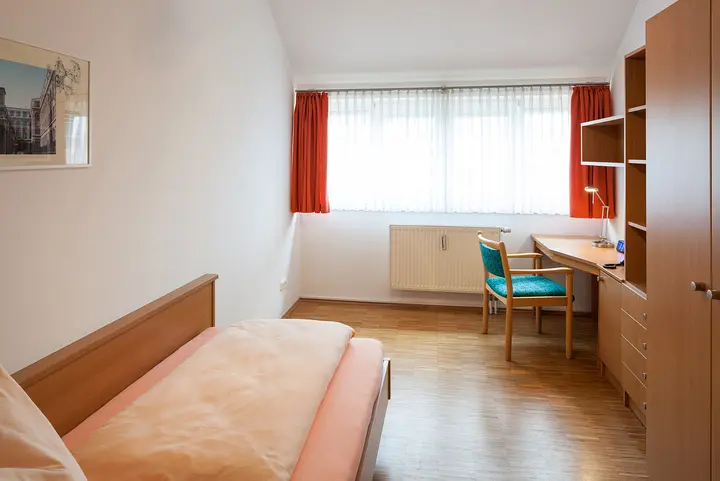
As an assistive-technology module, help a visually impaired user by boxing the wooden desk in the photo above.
[532,234,647,426]
[532,234,625,281]
[532,234,625,323]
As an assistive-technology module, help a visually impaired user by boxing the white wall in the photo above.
[608,0,677,241]
[0,0,300,373]
[300,212,600,312]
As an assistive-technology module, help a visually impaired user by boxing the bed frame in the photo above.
[11,274,390,481]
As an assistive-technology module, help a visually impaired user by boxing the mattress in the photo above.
[63,327,384,481]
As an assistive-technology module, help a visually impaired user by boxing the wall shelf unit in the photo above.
[625,46,647,295]
[580,115,625,166]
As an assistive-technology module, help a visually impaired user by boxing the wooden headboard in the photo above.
[12,274,218,436]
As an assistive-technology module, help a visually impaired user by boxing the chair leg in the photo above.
[565,303,573,359]
[505,302,513,361]
[482,286,489,334]
[535,307,542,333]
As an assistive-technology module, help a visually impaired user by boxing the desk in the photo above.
[533,234,647,426]
[532,234,625,322]
[532,234,625,281]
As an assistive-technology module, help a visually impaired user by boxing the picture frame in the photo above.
[0,37,89,171]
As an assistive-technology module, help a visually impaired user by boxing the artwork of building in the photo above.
[0,87,16,154]
[0,67,56,155]
[37,68,56,154]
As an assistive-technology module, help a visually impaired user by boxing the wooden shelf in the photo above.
[581,115,625,128]
[582,161,626,168]
[581,115,625,166]
[628,221,647,232]
[626,45,646,60]
[624,46,647,292]
[626,281,648,299]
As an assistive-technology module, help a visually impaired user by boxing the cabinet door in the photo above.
[713,0,720,478]
[598,274,622,382]
[647,0,712,480]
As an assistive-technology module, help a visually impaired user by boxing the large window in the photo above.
[328,86,571,215]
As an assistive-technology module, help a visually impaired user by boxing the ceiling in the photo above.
[269,0,638,86]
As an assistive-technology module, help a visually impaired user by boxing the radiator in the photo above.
[389,226,503,293]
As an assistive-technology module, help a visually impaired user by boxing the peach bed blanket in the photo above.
[69,319,354,481]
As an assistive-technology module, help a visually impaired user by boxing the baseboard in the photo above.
[282,298,302,319]
[296,296,590,317]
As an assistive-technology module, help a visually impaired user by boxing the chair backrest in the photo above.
[478,231,509,279]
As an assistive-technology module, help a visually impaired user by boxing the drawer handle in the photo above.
[642,342,648,350]
[642,372,647,380]
[597,276,604,282]
[642,313,647,321]
[642,402,647,410]
[691,281,708,291]
[708,290,720,301]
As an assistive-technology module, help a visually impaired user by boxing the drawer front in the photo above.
[622,284,648,327]
[622,338,648,386]
[623,365,647,412]
[621,310,649,356]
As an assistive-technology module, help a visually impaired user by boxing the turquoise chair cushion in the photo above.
[486,276,567,298]
[480,243,505,278]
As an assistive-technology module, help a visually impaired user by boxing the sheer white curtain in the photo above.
[328,85,571,215]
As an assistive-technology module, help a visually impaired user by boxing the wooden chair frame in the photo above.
[478,232,574,361]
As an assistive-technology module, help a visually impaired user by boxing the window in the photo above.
[328,86,571,215]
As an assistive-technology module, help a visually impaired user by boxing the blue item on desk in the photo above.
[616,240,625,254]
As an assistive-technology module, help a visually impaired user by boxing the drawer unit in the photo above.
[622,338,648,386]
[621,310,649,355]
[622,283,648,328]
[623,365,647,413]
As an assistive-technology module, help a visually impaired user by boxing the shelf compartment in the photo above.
[626,163,647,228]
[626,110,646,162]
[626,47,646,108]
[625,226,647,294]
[581,115,625,166]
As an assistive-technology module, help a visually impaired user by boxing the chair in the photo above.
[478,231,574,361]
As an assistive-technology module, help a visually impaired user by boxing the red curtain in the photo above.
[569,85,615,219]
[291,92,330,214]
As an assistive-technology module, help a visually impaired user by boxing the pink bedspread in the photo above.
[64,326,384,481]
[67,320,354,481]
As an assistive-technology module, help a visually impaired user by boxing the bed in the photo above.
[10,274,391,481]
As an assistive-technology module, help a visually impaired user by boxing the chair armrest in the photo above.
[506,253,543,259]
[509,268,573,275]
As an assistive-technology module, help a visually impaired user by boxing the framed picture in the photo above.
[0,37,89,170]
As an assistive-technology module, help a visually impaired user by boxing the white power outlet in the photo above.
[279,279,288,292]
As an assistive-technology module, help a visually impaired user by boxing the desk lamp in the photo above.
[585,186,614,248]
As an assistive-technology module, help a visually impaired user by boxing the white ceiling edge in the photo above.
[294,66,610,91]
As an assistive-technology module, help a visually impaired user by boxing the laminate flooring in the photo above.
[289,300,647,481]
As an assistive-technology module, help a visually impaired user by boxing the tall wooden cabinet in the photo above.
[646,0,713,479]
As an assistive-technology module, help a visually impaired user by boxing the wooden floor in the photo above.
[290,300,647,481]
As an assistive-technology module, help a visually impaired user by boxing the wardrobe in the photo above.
[646,0,717,479]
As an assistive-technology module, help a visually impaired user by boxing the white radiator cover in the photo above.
[390,226,502,293]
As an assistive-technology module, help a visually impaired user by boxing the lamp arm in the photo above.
[594,191,607,207]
